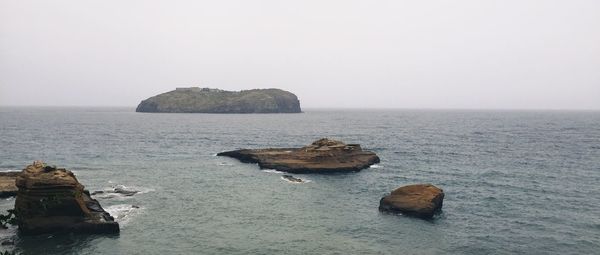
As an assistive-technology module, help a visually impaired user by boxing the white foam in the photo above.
[91,184,154,200]
[94,193,127,200]
[105,204,142,226]
[218,162,234,166]
[114,184,155,195]
[262,169,284,174]
[369,164,383,169]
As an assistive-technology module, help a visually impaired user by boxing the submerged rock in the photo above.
[91,186,139,197]
[379,184,444,219]
[218,138,380,173]
[0,172,19,197]
[136,87,302,113]
[113,186,138,196]
[14,161,119,235]
[90,190,105,195]
[281,175,304,183]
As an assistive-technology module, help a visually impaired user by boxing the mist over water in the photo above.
[1,1,600,109]
[1,107,599,254]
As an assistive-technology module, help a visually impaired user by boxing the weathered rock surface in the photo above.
[217,138,380,173]
[379,184,444,219]
[136,87,301,113]
[14,161,119,235]
[0,172,19,197]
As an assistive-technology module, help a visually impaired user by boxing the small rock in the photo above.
[379,184,444,219]
[113,187,138,196]
[281,175,304,183]
[91,190,105,195]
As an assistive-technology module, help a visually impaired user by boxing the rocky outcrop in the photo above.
[136,87,301,113]
[14,161,119,235]
[0,172,19,197]
[217,138,380,173]
[379,184,444,219]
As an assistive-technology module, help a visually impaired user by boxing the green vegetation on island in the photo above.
[136,87,301,113]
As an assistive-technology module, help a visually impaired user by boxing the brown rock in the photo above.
[217,138,380,173]
[379,184,444,219]
[0,172,19,197]
[14,161,119,235]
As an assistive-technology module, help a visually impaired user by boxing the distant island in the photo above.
[136,87,302,113]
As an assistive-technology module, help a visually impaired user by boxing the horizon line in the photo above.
[1,105,599,111]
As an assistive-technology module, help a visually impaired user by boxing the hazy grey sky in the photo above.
[1,0,599,109]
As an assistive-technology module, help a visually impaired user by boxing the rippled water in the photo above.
[0,107,599,254]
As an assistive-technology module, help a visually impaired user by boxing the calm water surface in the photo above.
[0,107,599,254]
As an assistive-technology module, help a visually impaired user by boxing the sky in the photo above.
[0,0,599,109]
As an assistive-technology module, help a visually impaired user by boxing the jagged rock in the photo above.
[14,161,119,235]
[136,87,301,113]
[379,184,444,219]
[0,172,19,197]
[217,138,380,173]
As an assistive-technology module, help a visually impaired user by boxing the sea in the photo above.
[0,107,599,255]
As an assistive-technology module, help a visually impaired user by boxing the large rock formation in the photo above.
[14,161,119,235]
[0,172,19,197]
[136,87,301,113]
[218,138,380,173]
[379,184,444,219]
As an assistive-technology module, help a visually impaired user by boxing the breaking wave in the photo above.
[105,204,143,226]
[262,169,285,174]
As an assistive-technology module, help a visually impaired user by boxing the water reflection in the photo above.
[14,232,119,255]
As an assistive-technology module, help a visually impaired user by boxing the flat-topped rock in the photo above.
[14,161,119,235]
[0,172,19,197]
[217,138,380,173]
[136,87,301,113]
[379,184,444,219]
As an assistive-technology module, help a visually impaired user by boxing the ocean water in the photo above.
[0,107,599,255]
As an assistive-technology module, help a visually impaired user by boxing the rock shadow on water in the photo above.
[378,209,446,223]
[10,232,119,255]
